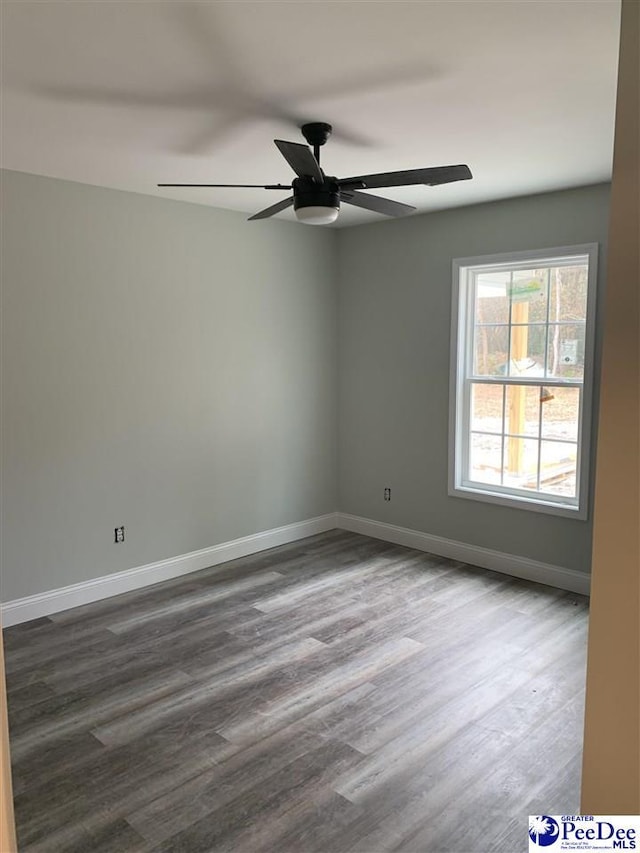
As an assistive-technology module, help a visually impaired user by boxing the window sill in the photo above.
[449,483,587,520]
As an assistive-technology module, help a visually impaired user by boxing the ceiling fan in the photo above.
[159,122,473,225]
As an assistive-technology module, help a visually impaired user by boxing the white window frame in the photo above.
[449,244,598,520]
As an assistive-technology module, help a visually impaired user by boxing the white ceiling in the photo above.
[1,1,621,227]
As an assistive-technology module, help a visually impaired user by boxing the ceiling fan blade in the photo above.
[274,140,323,182]
[176,111,248,156]
[248,196,295,221]
[339,165,473,190]
[157,183,291,189]
[340,190,416,218]
[26,83,212,110]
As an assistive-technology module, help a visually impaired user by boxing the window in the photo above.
[449,245,598,518]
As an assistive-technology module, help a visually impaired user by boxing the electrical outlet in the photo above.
[114,526,125,543]
[384,487,391,502]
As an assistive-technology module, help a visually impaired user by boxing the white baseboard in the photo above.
[1,509,589,628]
[1,513,339,627]
[336,513,591,596]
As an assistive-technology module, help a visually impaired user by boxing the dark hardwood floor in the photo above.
[3,530,589,852]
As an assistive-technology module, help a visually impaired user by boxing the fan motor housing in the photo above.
[292,177,340,212]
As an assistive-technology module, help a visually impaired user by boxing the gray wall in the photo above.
[337,184,610,574]
[1,175,610,603]
[1,171,338,600]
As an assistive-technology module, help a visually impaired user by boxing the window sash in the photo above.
[460,379,583,506]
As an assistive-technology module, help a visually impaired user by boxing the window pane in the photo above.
[509,269,548,323]
[540,441,578,497]
[473,325,508,376]
[505,385,540,437]
[508,324,546,378]
[502,437,539,490]
[475,271,509,324]
[469,433,502,485]
[549,265,588,323]
[546,324,586,379]
[541,386,580,441]
[471,384,503,434]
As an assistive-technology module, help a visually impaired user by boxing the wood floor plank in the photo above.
[3,530,589,853]
[8,665,196,761]
[9,730,106,797]
[215,636,425,747]
[392,694,586,852]
[125,719,325,845]
[152,740,364,853]
[332,615,587,806]
[91,636,328,747]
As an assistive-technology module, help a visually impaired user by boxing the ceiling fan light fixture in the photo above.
[158,123,472,224]
[294,205,340,225]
